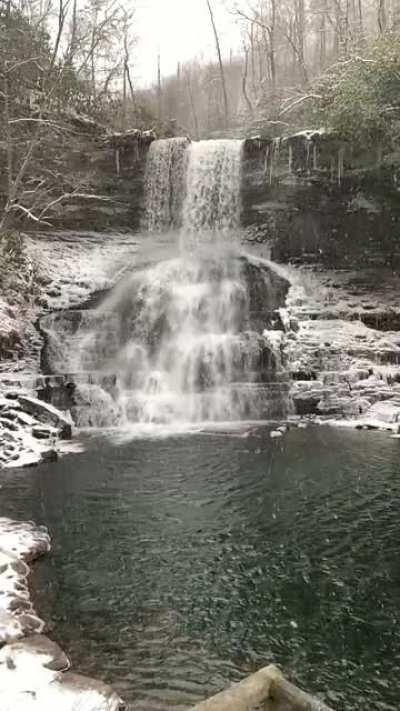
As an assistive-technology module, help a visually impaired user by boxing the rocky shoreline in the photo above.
[284,265,400,431]
[0,391,73,468]
[245,246,400,435]
[0,517,123,710]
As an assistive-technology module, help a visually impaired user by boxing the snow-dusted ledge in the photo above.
[0,517,123,711]
[0,391,73,469]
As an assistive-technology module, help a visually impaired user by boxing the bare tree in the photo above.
[378,0,387,32]
[0,0,119,232]
[241,43,254,115]
[206,0,229,128]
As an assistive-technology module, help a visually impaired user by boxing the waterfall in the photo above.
[143,137,189,232]
[45,139,290,429]
[111,257,271,423]
[181,140,243,242]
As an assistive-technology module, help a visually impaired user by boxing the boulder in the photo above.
[293,393,321,415]
[367,400,400,424]
[17,395,72,439]
[0,642,123,710]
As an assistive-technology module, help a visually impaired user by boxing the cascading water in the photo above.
[143,137,189,232]
[42,138,290,429]
[182,140,242,239]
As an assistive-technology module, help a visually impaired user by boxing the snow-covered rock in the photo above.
[17,395,72,439]
[0,394,68,469]
[0,519,124,710]
[0,519,50,644]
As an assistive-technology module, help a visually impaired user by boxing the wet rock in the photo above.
[4,635,70,672]
[59,672,123,710]
[293,393,322,415]
[317,397,348,416]
[367,400,400,424]
[14,411,36,427]
[47,285,62,298]
[0,518,50,562]
[0,641,123,710]
[40,448,58,463]
[32,424,57,440]
[17,396,72,439]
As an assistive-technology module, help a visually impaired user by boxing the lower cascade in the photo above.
[41,139,291,428]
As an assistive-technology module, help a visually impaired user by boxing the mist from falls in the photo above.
[46,138,290,429]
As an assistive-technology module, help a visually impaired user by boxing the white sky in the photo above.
[134,0,242,86]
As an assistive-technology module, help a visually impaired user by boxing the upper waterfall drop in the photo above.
[143,137,189,233]
[181,140,243,240]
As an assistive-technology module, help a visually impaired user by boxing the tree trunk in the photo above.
[157,52,162,124]
[90,5,97,100]
[241,46,254,117]
[296,0,308,84]
[185,71,200,139]
[122,64,127,131]
[355,0,364,39]
[320,0,327,68]
[378,0,387,32]
[69,0,78,63]
[334,0,341,56]
[250,23,256,94]
[206,0,229,129]
[269,0,277,90]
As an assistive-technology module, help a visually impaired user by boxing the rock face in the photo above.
[0,518,124,711]
[0,231,142,466]
[0,126,155,233]
[241,132,400,271]
[272,263,400,430]
[50,128,154,232]
[240,132,400,430]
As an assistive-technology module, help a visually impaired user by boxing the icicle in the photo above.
[134,139,139,163]
[115,148,120,176]
[306,140,311,174]
[288,143,293,174]
[273,137,281,163]
[338,147,344,186]
[269,137,280,185]
[313,143,318,171]
[264,144,270,184]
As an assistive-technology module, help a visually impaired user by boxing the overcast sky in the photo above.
[134,0,242,86]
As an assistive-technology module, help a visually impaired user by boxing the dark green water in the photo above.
[1,426,400,710]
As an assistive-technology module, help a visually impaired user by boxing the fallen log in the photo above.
[191,664,334,711]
